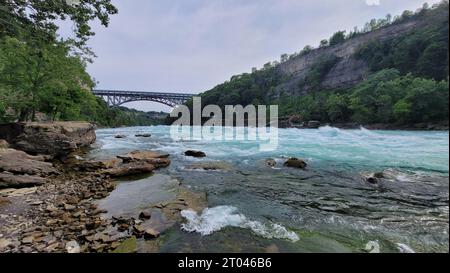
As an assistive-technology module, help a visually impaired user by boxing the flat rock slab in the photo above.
[0,148,57,177]
[98,174,180,217]
[103,162,156,178]
[117,150,170,162]
[0,173,46,189]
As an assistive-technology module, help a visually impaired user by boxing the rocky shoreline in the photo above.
[277,116,449,131]
[0,122,206,253]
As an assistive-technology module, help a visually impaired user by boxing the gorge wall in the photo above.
[271,18,425,98]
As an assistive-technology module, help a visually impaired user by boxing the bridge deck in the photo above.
[92,89,195,107]
[92,89,194,98]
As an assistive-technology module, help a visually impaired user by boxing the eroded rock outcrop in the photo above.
[0,173,46,188]
[0,148,57,177]
[0,122,96,156]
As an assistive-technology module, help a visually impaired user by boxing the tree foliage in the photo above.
[0,0,118,46]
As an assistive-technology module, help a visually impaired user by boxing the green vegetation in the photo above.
[278,69,448,124]
[355,2,449,81]
[0,0,162,126]
[192,1,449,127]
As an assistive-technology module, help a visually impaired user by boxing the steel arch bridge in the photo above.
[92,89,194,108]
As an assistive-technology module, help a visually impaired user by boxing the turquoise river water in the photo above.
[90,126,449,253]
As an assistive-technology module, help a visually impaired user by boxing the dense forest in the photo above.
[191,1,449,127]
[0,0,162,127]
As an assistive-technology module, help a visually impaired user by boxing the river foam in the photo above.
[180,206,299,242]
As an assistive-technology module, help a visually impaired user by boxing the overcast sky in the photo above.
[62,0,440,112]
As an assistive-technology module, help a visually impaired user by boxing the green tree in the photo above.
[0,36,94,121]
[0,0,118,47]
[326,93,349,122]
[329,31,346,46]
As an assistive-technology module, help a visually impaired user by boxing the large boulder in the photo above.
[0,122,96,156]
[184,150,206,158]
[284,158,308,169]
[0,148,57,176]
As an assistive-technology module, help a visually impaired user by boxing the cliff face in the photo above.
[271,19,423,98]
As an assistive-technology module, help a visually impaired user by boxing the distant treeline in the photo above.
[189,1,449,126]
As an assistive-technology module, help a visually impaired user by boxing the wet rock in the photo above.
[373,172,385,179]
[284,158,308,169]
[0,148,57,176]
[66,241,81,253]
[0,172,46,189]
[265,158,277,168]
[135,134,152,138]
[366,176,379,184]
[307,121,321,129]
[111,237,137,253]
[118,223,130,232]
[187,161,233,171]
[144,228,160,239]
[117,150,170,162]
[114,134,126,139]
[0,122,96,156]
[139,210,152,220]
[103,162,156,178]
[116,150,171,169]
[184,150,206,158]
[78,159,120,171]
[133,225,145,236]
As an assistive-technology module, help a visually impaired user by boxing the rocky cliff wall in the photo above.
[272,19,424,98]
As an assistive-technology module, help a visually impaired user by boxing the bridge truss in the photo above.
[92,89,194,108]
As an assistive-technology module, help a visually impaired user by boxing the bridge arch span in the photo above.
[92,89,194,108]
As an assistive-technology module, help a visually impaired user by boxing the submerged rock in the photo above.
[366,176,379,184]
[143,228,160,239]
[184,150,206,158]
[186,161,233,171]
[135,134,151,138]
[118,150,170,162]
[265,158,277,168]
[0,122,96,156]
[284,158,308,169]
[114,134,126,139]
